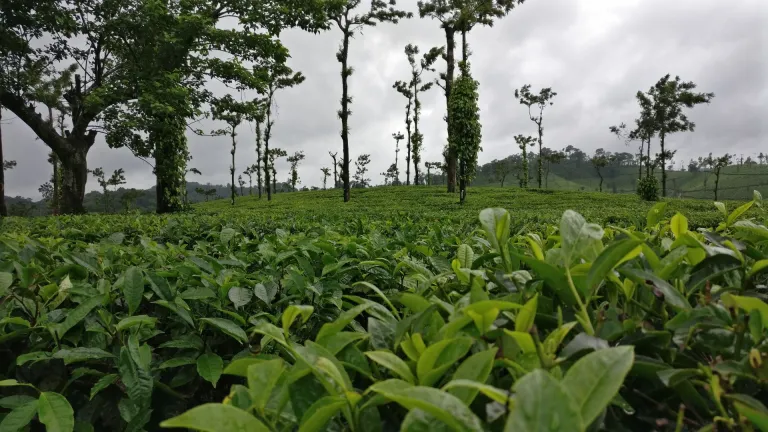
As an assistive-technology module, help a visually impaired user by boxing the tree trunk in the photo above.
[154,119,187,214]
[60,148,88,214]
[230,133,236,206]
[714,171,720,201]
[0,108,5,217]
[461,29,468,63]
[459,160,466,204]
[660,132,667,197]
[444,26,457,193]
[256,121,263,199]
[646,138,651,178]
[413,90,420,186]
[47,107,60,215]
[265,119,273,201]
[537,123,543,188]
[340,31,352,202]
[405,103,412,186]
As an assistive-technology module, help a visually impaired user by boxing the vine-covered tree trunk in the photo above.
[660,132,667,197]
[154,118,187,214]
[59,148,88,214]
[537,123,543,188]
[459,161,466,204]
[413,91,420,185]
[0,108,5,217]
[256,122,263,199]
[444,26,457,193]
[340,32,352,202]
[405,103,412,186]
[230,133,236,206]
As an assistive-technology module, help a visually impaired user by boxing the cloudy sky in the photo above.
[2,0,767,198]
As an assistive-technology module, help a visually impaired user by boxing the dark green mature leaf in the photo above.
[585,239,642,293]
[0,271,12,296]
[201,318,247,344]
[146,271,174,301]
[197,353,224,388]
[416,337,473,387]
[559,333,609,359]
[298,396,346,432]
[0,400,38,431]
[90,374,118,400]
[619,268,691,310]
[687,254,743,293]
[370,379,484,432]
[122,267,144,316]
[54,295,106,339]
[505,369,581,432]
[515,254,576,306]
[0,395,36,409]
[656,369,702,387]
[38,392,75,432]
[316,303,371,343]
[448,348,497,405]
[116,315,157,332]
[561,346,634,427]
[365,351,415,384]
[160,403,270,431]
[53,347,115,365]
[228,287,253,309]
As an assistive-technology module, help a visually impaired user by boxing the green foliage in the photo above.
[3,187,767,431]
[448,62,482,201]
[637,175,660,201]
[515,84,558,189]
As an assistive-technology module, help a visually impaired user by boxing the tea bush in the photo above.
[1,189,767,431]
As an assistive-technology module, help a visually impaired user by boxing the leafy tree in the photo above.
[38,182,53,205]
[759,152,765,165]
[90,167,126,213]
[404,44,441,185]
[590,152,609,192]
[287,151,306,191]
[637,74,714,196]
[492,159,513,187]
[243,165,257,196]
[268,148,288,194]
[542,148,566,189]
[514,134,535,188]
[254,111,265,199]
[329,0,411,202]
[515,84,557,188]
[329,152,339,188]
[262,63,305,201]
[392,132,404,184]
[712,153,732,201]
[393,80,414,185]
[382,163,399,186]
[353,154,372,188]
[120,188,143,211]
[321,167,331,189]
[610,122,644,180]
[448,61,481,203]
[211,96,259,206]
[419,0,525,193]
[238,175,246,197]
[195,187,208,202]
[425,161,443,185]
[0,111,14,215]
[183,166,202,207]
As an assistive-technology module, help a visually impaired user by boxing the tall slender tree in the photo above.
[405,44,441,185]
[448,61,481,203]
[0,107,9,216]
[287,151,306,191]
[254,111,265,199]
[268,148,288,194]
[321,167,331,189]
[392,132,404,184]
[211,95,258,206]
[329,152,339,188]
[514,135,535,188]
[183,166,202,207]
[329,0,411,202]
[393,80,414,185]
[243,165,256,195]
[515,84,557,188]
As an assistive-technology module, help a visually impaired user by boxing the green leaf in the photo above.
[727,201,754,226]
[619,268,691,310]
[560,210,604,265]
[0,271,12,296]
[115,315,157,332]
[90,374,118,400]
[670,213,688,239]
[365,350,415,384]
[316,303,371,343]
[53,347,115,365]
[227,287,253,309]
[560,333,609,359]
[252,283,274,306]
[146,271,173,301]
[448,348,498,405]
[416,337,473,387]
[16,351,52,366]
[722,293,768,326]
[298,396,347,432]
[657,369,702,387]
[479,208,510,253]
[561,346,634,428]
[585,239,642,293]
[505,369,581,432]
[122,267,144,316]
[515,294,538,333]
[38,392,74,432]
[160,403,270,431]
[369,379,484,432]
[734,402,768,431]
[714,201,727,218]
[442,380,509,405]
[220,227,236,244]
[247,359,285,414]
[282,305,314,336]
[201,318,247,344]
[456,244,474,268]
[54,295,105,339]
[0,400,38,431]
[0,395,36,409]
[196,353,223,388]
[687,254,743,293]
[646,201,668,228]
[158,357,197,370]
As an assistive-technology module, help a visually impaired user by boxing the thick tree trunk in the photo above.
[340,32,352,202]
[0,108,5,217]
[444,26,457,193]
[459,160,466,204]
[60,148,88,214]
[154,120,187,214]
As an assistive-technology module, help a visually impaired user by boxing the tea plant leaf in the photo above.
[365,350,416,384]
[247,359,285,414]
[115,315,157,332]
[197,353,224,388]
[146,271,173,301]
[656,369,702,387]
[89,374,118,400]
[369,379,484,432]
[687,254,743,293]
[53,348,115,365]
[670,213,688,239]
[282,305,314,336]
[585,239,642,293]
[160,403,270,431]
[0,271,12,296]
[54,295,106,339]
[722,293,768,325]
[646,201,668,228]
[733,402,768,431]
[479,208,510,253]
[253,283,274,306]
[122,267,144,316]
[319,331,368,355]
[442,380,510,406]
[727,201,754,226]
[416,337,473,387]
[457,244,474,268]
[561,346,634,428]
[448,348,498,404]
[227,287,253,309]
[250,320,288,347]
[220,228,236,245]
[0,399,38,431]
[37,392,75,432]
[316,303,372,343]
[619,268,691,310]
[0,395,36,409]
[560,333,609,359]
[714,201,727,217]
[298,396,347,432]
[560,210,604,266]
[158,357,197,370]
[201,318,247,344]
[515,294,538,333]
[353,282,400,318]
[505,369,581,432]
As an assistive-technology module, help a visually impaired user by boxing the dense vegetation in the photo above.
[1,188,767,431]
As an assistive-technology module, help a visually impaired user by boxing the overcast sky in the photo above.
[2,0,767,199]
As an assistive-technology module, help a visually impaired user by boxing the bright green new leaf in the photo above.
[197,353,224,388]
[228,287,253,309]
[560,210,604,266]
[722,293,768,327]
[714,201,727,218]
[250,320,288,347]
[505,369,581,432]
[504,330,536,354]
[38,392,75,432]
[316,303,371,343]
[416,337,473,387]
[727,201,753,226]
[122,267,144,316]
[220,228,236,244]
[585,239,642,293]
[282,305,314,336]
[561,346,634,428]
[515,294,538,333]
[442,380,509,406]
[365,350,416,384]
[456,244,474,268]
[646,201,668,228]
[670,213,688,239]
[54,295,105,339]
[115,315,157,332]
[448,348,498,404]
[734,402,768,431]
[201,318,247,344]
[0,271,12,296]
[0,400,38,431]
[298,396,347,432]
[479,208,510,253]
[160,403,270,431]
[247,359,285,414]
[90,374,118,400]
[369,379,484,432]
[749,259,768,279]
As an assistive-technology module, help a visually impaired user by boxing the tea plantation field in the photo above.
[1,187,767,432]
